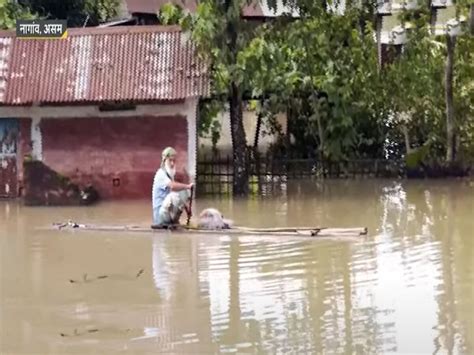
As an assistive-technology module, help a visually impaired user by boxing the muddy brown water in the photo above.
[1,179,473,354]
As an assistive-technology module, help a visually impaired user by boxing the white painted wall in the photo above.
[185,98,198,183]
[198,108,287,156]
[30,116,42,161]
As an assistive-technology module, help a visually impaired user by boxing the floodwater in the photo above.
[1,179,473,354]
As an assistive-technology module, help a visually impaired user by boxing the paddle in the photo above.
[186,185,194,226]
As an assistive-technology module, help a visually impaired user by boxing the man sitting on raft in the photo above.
[152,147,193,228]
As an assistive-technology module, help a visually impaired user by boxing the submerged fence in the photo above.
[196,152,404,196]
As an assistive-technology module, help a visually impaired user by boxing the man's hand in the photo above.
[187,183,194,190]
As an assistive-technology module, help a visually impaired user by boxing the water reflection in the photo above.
[1,179,473,354]
[146,180,473,354]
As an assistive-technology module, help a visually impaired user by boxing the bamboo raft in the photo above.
[50,221,368,238]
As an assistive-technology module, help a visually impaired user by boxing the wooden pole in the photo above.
[445,34,456,164]
[470,4,474,35]
[186,185,194,226]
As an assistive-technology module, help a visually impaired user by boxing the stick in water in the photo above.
[186,185,194,226]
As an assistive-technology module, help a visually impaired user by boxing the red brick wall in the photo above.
[39,115,188,199]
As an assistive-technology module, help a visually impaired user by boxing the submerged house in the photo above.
[0,25,209,203]
[95,0,300,26]
[376,0,469,66]
[121,0,300,24]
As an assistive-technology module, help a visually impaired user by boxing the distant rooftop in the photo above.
[0,26,209,106]
[123,0,300,18]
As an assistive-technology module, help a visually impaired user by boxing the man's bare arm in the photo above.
[169,181,193,191]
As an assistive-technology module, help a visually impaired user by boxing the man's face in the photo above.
[164,156,177,179]
[168,156,176,169]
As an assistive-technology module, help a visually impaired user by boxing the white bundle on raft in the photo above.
[197,208,233,230]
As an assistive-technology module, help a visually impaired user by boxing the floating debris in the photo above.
[68,269,145,283]
[60,328,100,337]
[59,328,136,337]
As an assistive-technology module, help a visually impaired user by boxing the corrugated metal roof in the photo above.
[0,26,209,106]
[125,0,298,18]
[0,37,13,103]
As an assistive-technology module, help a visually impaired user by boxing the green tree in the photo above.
[379,3,473,169]
[18,0,120,27]
[449,1,473,164]
[453,16,474,164]
[0,0,35,29]
[241,2,384,161]
[161,0,272,196]
[382,9,445,160]
[161,0,473,180]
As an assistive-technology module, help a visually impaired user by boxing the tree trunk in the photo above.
[311,92,324,163]
[403,124,412,155]
[445,35,456,164]
[470,4,474,35]
[253,110,263,194]
[225,0,248,196]
[376,16,383,69]
[316,112,324,163]
[253,111,262,151]
[230,82,249,196]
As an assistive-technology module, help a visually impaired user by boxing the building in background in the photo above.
[376,0,468,66]
[0,25,209,202]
